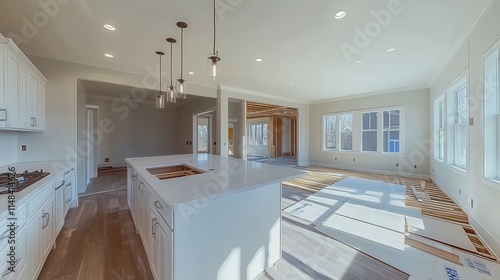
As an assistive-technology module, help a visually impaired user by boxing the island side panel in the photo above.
[173,182,282,280]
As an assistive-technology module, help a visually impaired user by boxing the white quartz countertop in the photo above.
[126,154,305,208]
[0,160,74,215]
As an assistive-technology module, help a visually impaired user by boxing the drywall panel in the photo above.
[309,88,430,178]
[86,97,178,167]
[0,131,17,167]
[429,0,500,257]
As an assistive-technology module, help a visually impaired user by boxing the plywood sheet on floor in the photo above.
[408,215,478,253]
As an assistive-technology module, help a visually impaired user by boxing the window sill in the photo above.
[482,178,500,192]
[448,164,468,177]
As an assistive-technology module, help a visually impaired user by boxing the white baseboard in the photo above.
[469,215,500,260]
[309,162,430,180]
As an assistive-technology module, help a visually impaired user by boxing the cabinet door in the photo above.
[5,51,20,128]
[141,187,150,255]
[18,64,28,129]
[55,180,65,234]
[41,196,54,259]
[0,46,6,122]
[27,208,43,279]
[26,72,38,129]
[157,223,172,280]
[37,81,45,130]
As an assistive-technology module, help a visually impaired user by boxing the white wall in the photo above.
[282,117,291,153]
[0,131,17,167]
[85,96,178,167]
[309,88,430,178]
[430,1,500,256]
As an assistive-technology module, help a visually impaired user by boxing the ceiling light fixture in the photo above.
[176,21,188,100]
[188,71,194,75]
[103,53,114,58]
[289,82,294,85]
[103,23,116,31]
[335,10,346,19]
[155,51,165,108]
[208,0,221,82]
[386,48,396,52]
[166,38,177,104]
[356,60,362,63]
[255,58,263,62]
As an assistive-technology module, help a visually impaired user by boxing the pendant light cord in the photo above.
[159,54,162,93]
[213,0,216,55]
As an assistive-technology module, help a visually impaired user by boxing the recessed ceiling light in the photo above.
[386,48,396,52]
[255,58,263,62]
[103,53,114,58]
[356,60,362,63]
[289,82,294,85]
[335,10,346,19]
[188,71,194,75]
[103,24,116,31]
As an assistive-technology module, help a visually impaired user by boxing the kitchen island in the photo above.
[126,154,304,280]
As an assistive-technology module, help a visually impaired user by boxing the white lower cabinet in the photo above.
[54,174,65,235]
[27,193,54,280]
[150,206,172,280]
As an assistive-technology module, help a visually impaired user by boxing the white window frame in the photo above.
[453,85,468,169]
[248,122,268,146]
[382,109,401,154]
[361,111,378,152]
[444,73,468,173]
[340,114,353,151]
[322,114,337,150]
[433,95,446,162]
[483,40,500,189]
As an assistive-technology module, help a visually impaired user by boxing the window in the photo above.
[454,85,468,168]
[323,115,337,150]
[484,45,500,182]
[248,123,268,145]
[434,96,445,161]
[362,112,377,152]
[383,110,400,153]
[340,114,353,150]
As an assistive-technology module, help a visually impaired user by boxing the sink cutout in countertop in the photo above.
[147,164,206,180]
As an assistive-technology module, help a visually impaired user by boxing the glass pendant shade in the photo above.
[207,54,221,82]
[156,93,165,108]
[176,78,187,99]
[166,86,176,103]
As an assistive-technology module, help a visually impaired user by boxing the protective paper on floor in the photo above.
[283,194,344,224]
[407,216,478,253]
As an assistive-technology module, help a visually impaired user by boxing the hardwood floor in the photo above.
[40,172,408,280]
[38,189,153,280]
[80,171,127,197]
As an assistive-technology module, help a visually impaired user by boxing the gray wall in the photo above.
[85,97,178,168]
[429,0,500,256]
[176,97,216,154]
[309,88,430,178]
[0,131,17,167]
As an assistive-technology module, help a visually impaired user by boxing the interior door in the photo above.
[85,106,98,186]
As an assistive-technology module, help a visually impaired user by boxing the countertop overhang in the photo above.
[126,154,305,208]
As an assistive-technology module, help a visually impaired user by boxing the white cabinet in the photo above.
[0,33,47,131]
[27,191,54,280]
[137,179,151,255]
[54,174,65,235]
[150,204,172,280]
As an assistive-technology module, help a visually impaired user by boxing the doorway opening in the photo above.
[85,105,99,186]
[197,116,210,154]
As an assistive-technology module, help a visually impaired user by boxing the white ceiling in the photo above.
[0,0,487,103]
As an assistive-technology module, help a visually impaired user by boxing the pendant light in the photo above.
[176,21,188,100]
[166,38,177,103]
[155,51,165,108]
[208,0,221,82]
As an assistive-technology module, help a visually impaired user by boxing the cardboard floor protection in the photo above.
[407,216,477,253]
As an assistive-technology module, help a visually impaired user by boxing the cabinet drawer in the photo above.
[149,194,173,231]
[27,181,53,218]
[0,226,26,280]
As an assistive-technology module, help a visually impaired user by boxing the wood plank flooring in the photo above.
[38,189,154,280]
[80,170,127,197]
